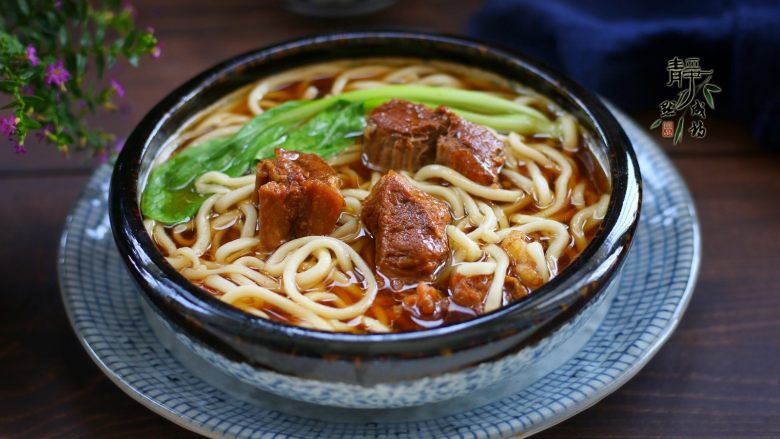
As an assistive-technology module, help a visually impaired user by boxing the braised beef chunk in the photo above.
[403,283,447,320]
[363,99,505,182]
[255,181,296,250]
[436,109,505,185]
[256,149,344,250]
[363,99,448,172]
[504,275,530,301]
[361,171,451,279]
[449,273,491,312]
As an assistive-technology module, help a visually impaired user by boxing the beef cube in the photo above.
[255,181,297,249]
[363,99,448,172]
[402,282,447,320]
[436,109,505,185]
[256,149,344,250]
[504,275,530,302]
[361,171,451,279]
[448,273,491,312]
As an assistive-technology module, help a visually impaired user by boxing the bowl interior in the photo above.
[110,32,640,359]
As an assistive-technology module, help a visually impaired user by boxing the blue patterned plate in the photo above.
[58,108,699,438]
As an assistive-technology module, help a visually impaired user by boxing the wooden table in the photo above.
[2,1,778,437]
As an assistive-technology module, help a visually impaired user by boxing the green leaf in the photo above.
[18,70,34,81]
[112,11,133,34]
[142,85,562,223]
[674,115,684,145]
[344,85,549,120]
[703,89,715,110]
[650,118,663,129]
[79,33,91,47]
[76,0,88,20]
[704,83,722,93]
[95,48,106,78]
[17,0,29,15]
[94,24,106,48]
[58,26,69,47]
[76,53,88,77]
[142,101,304,224]
[676,89,690,110]
[339,85,554,133]
[22,94,46,106]
[0,79,18,91]
[141,139,223,224]
[121,31,136,51]
[269,100,365,160]
[20,118,42,130]
[440,106,551,134]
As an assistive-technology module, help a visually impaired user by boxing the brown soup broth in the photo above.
[152,61,610,333]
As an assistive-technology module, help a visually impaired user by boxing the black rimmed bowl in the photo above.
[110,32,641,408]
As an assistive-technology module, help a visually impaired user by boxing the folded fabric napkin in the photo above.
[468,0,780,148]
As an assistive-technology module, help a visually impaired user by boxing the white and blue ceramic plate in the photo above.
[58,108,700,438]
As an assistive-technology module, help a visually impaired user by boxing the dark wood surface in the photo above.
[1,1,779,437]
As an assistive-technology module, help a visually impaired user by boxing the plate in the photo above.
[58,108,700,438]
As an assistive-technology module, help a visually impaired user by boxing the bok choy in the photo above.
[141,85,555,224]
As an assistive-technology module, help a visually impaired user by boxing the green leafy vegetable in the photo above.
[141,139,215,226]
[142,101,303,224]
[143,100,364,224]
[259,85,555,133]
[446,108,552,134]
[352,85,548,118]
[142,85,556,224]
[261,100,365,160]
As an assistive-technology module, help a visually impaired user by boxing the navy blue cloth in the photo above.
[468,0,780,148]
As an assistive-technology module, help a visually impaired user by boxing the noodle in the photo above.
[414,165,524,202]
[144,58,610,333]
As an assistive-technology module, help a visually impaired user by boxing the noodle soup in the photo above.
[141,59,610,334]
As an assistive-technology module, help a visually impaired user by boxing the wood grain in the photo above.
[1,1,778,437]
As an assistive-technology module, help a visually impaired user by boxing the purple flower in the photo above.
[26,45,39,66]
[151,45,161,59]
[14,142,27,154]
[54,0,62,9]
[123,1,137,16]
[0,115,16,138]
[45,60,71,88]
[35,124,54,143]
[21,85,35,95]
[110,79,125,98]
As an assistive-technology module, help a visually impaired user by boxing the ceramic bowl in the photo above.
[109,31,641,408]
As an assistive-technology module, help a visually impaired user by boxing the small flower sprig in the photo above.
[0,0,159,157]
